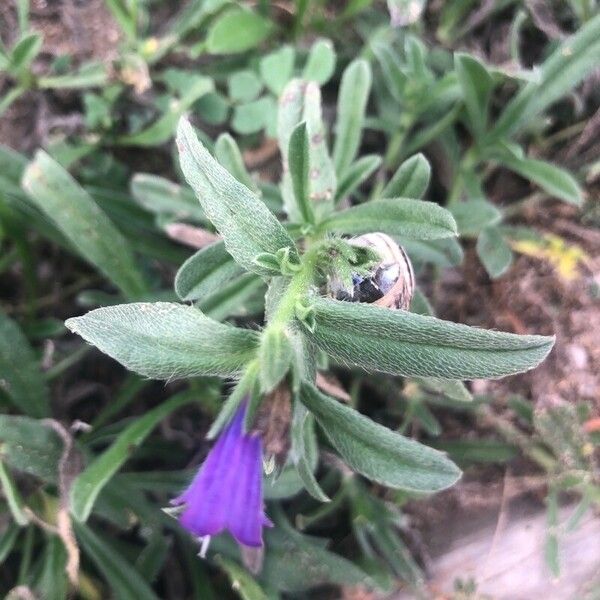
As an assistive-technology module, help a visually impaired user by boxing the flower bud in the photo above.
[253,383,292,469]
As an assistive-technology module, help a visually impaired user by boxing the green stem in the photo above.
[448,147,479,206]
[384,115,415,170]
[267,243,322,331]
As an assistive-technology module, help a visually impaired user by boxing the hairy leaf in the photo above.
[300,382,461,492]
[333,59,372,176]
[321,198,457,240]
[0,313,50,417]
[66,303,258,380]
[382,153,431,199]
[302,298,554,379]
[22,151,147,298]
[177,118,298,275]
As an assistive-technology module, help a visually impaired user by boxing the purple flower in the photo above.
[172,401,272,554]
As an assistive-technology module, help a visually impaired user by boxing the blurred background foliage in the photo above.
[0,0,599,598]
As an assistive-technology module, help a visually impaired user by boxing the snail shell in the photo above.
[334,232,415,310]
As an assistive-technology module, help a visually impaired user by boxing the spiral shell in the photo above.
[334,232,415,310]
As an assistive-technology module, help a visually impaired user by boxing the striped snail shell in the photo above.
[335,232,415,310]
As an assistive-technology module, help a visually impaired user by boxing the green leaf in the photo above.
[206,8,273,54]
[291,403,329,502]
[0,462,29,526]
[215,555,268,600]
[431,439,517,464]
[22,151,147,299]
[300,382,461,493]
[333,59,372,176]
[0,416,63,482]
[302,39,336,84]
[105,0,137,41]
[450,199,502,237]
[37,62,108,89]
[231,96,275,135]
[0,87,25,119]
[403,237,464,268]
[70,391,196,522]
[476,226,514,279]
[454,53,493,136]
[215,133,257,192]
[497,154,583,205]
[228,70,262,102]
[302,297,554,379]
[0,522,20,564]
[262,527,370,591]
[74,523,159,600]
[288,122,315,224]
[372,38,407,102]
[119,76,213,146]
[335,154,381,202]
[382,153,431,199]
[130,173,206,222]
[175,241,244,302]
[177,118,298,276]
[321,198,457,240]
[260,45,295,95]
[200,273,265,322]
[36,537,68,600]
[195,91,230,126]
[491,13,600,139]
[545,489,560,577]
[10,32,42,72]
[0,312,50,417]
[258,327,293,393]
[278,80,336,220]
[65,302,259,380]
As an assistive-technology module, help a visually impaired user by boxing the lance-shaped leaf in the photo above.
[476,226,513,279]
[450,198,502,237]
[497,154,582,206]
[177,118,298,276]
[300,298,554,380]
[290,403,329,502]
[75,523,159,600]
[70,391,197,522]
[300,382,461,493]
[175,240,244,301]
[288,122,315,224]
[333,59,372,176]
[65,302,259,380]
[0,313,50,418]
[130,173,205,222]
[258,326,293,393]
[454,53,493,136]
[260,45,295,95]
[278,80,336,221]
[335,154,381,202]
[382,153,431,199]
[263,527,371,591]
[302,39,336,84]
[320,198,457,240]
[214,132,258,192]
[119,76,213,147]
[22,151,147,299]
[490,13,600,139]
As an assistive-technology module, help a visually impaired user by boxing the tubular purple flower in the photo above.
[171,400,272,554]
